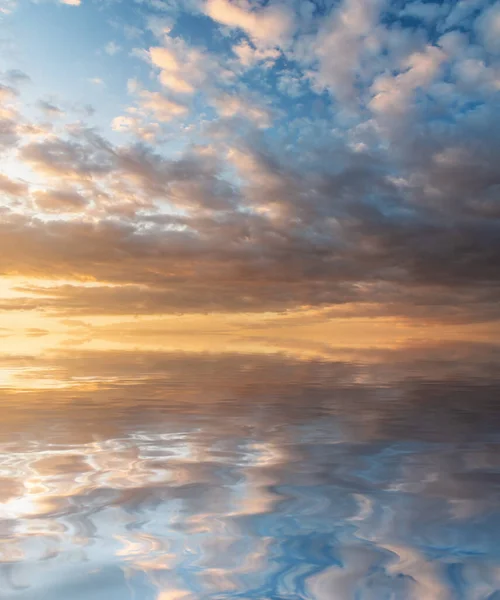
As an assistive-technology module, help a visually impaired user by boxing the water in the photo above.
[1,343,500,599]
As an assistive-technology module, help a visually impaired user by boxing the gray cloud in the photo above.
[0,89,499,320]
[1,0,499,322]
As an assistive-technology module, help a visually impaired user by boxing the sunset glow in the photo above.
[1,2,500,599]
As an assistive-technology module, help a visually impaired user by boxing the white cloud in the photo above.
[149,46,196,93]
[205,0,296,49]
[138,91,188,121]
[150,42,206,94]
[232,39,280,67]
[147,35,234,96]
[214,93,272,128]
[310,0,386,102]
[111,115,161,142]
[370,44,447,116]
[112,88,188,141]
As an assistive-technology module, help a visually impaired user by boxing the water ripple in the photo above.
[1,346,500,598]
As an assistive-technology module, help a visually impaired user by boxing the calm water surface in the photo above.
[1,344,500,599]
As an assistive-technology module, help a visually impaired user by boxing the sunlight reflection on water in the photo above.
[1,344,500,599]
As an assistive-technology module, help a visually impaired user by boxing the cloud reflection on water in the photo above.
[1,343,500,599]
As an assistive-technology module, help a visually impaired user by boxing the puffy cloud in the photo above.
[112,115,162,142]
[369,44,447,117]
[204,0,296,48]
[232,39,280,67]
[213,93,272,128]
[309,0,385,102]
[112,90,188,142]
[475,1,500,55]
[441,0,486,31]
[138,90,188,121]
[453,58,500,93]
[148,41,207,94]
[145,34,237,105]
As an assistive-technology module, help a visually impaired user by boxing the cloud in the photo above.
[0,83,20,151]
[0,83,17,104]
[3,89,500,322]
[19,132,115,179]
[148,43,200,94]
[2,0,500,327]
[0,173,28,196]
[204,0,296,48]
[3,69,30,85]
[0,0,17,14]
[112,89,188,141]
[0,138,497,320]
[112,115,162,142]
[145,36,236,107]
[441,0,485,31]
[232,39,280,67]
[213,93,272,128]
[308,0,385,102]
[138,90,188,121]
[104,41,121,56]
[453,58,500,94]
[33,188,88,212]
[475,1,500,55]
[37,99,64,119]
[400,1,446,23]
[277,72,303,97]
[369,44,446,117]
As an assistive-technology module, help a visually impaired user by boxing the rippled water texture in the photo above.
[1,343,500,599]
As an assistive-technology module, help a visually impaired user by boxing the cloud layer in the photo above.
[0,0,500,323]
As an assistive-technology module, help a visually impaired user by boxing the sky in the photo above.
[1,0,500,348]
